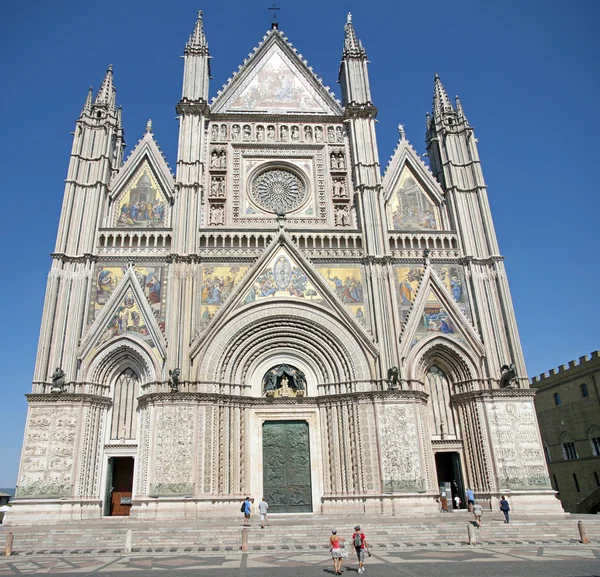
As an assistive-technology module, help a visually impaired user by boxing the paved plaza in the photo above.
[0,545,599,576]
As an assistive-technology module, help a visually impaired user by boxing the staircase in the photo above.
[1,513,599,556]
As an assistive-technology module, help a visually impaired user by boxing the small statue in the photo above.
[169,368,181,392]
[51,368,66,394]
[500,363,518,388]
[294,369,306,396]
[387,366,400,390]
[263,369,278,396]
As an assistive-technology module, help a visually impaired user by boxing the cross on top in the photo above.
[268,4,281,29]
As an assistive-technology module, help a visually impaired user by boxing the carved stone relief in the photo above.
[150,406,195,495]
[377,404,423,491]
[18,406,79,497]
[485,401,550,489]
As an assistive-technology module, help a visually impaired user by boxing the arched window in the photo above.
[110,368,139,441]
[425,364,458,439]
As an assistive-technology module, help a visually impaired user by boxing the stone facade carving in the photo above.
[486,400,551,489]
[150,405,195,495]
[377,404,423,491]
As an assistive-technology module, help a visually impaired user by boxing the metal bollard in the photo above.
[125,529,133,554]
[578,520,589,544]
[241,526,249,552]
[467,523,476,546]
[5,532,13,557]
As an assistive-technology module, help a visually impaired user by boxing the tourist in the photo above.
[499,495,511,523]
[466,487,475,512]
[352,524,369,574]
[473,500,483,528]
[453,494,462,510]
[259,497,269,528]
[330,529,345,575]
[242,496,251,526]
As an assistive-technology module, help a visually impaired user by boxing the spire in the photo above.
[343,13,366,57]
[81,86,93,116]
[185,10,208,53]
[455,95,469,125]
[433,73,453,116]
[95,64,114,106]
[117,106,123,130]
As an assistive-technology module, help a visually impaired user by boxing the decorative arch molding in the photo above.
[196,302,373,388]
[86,336,158,386]
[406,334,480,387]
[558,430,576,444]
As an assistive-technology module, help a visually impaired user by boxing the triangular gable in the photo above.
[190,232,377,357]
[399,267,483,359]
[108,130,174,228]
[383,139,445,231]
[79,266,167,362]
[211,31,342,115]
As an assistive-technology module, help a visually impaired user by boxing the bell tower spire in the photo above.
[181,10,211,102]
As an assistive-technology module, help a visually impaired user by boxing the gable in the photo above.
[387,166,440,231]
[112,161,170,228]
[211,33,342,115]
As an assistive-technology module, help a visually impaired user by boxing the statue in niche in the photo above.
[500,363,518,388]
[387,366,400,390]
[304,126,313,142]
[267,125,275,141]
[243,125,251,141]
[51,368,66,394]
[211,125,218,140]
[336,126,343,142]
[327,126,335,142]
[220,124,227,140]
[256,125,265,141]
[334,205,350,226]
[169,368,181,392]
[210,204,224,225]
[280,125,289,141]
[210,150,219,168]
[219,151,227,168]
[315,126,323,142]
[231,124,240,140]
[262,364,306,397]
[291,126,299,141]
[330,152,337,170]
[332,179,345,198]
[337,152,345,169]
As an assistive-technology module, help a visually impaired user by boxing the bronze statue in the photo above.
[51,367,66,393]
[500,363,518,388]
[263,369,278,395]
[169,368,181,392]
[387,366,400,390]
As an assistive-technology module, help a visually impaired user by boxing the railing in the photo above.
[98,229,172,250]
[289,232,363,251]
[317,379,425,396]
[140,381,251,396]
[388,231,458,252]
[31,381,111,396]
[198,231,275,251]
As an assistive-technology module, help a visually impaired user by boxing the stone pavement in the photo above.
[0,544,599,576]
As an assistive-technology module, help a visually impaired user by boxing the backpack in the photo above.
[241,502,246,513]
[353,533,363,547]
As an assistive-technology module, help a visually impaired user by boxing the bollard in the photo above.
[578,520,589,544]
[5,533,13,557]
[241,526,248,552]
[467,523,476,546]
[125,529,132,554]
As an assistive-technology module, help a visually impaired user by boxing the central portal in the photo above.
[262,420,312,513]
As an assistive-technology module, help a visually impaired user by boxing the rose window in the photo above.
[251,168,306,214]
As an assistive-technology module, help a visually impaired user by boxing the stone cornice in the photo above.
[344,104,378,119]
[207,113,345,124]
[452,388,536,405]
[458,255,505,265]
[25,393,112,407]
[176,99,209,115]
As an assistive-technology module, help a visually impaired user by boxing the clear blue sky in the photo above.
[0,0,598,487]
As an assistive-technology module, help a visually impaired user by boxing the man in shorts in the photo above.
[259,497,269,528]
[466,487,475,512]
[242,496,251,526]
[352,525,369,574]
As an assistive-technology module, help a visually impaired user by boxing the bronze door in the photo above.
[262,421,312,513]
[109,457,134,516]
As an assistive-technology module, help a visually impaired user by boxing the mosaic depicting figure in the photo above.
[115,167,167,228]
[99,292,155,348]
[387,168,439,231]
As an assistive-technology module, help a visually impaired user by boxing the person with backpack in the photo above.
[241,496,251,525]
[499,495,510,523]
[352,524,369,574]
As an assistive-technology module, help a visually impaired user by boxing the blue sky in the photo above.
[0,0,598,487]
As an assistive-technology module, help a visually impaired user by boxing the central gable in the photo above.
[211,32,342,115]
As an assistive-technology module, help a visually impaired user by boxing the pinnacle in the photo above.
[343,12,365,57]
[81,86,93,116]
[95,65,115,108]
[186,10,208,52]
[455,95,468,124]
[432,73,453,116]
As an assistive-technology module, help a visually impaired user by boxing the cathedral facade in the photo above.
[11,13,561,523]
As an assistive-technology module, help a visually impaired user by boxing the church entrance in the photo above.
[106,457,134,516]
[434,451,465,510]
[262,421,312,513]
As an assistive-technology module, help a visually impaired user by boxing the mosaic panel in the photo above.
[317,266,367,328]
[387,167,439,230]
[198,265,249,329]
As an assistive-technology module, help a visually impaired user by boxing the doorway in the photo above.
[263,421,312,513]
[106,457,134,516]
[434,451,465,509]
